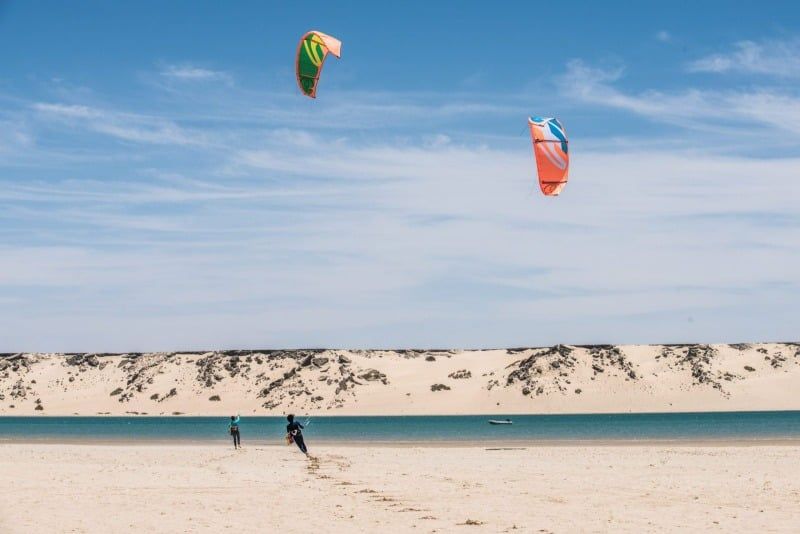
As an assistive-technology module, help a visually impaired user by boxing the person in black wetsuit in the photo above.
[229,415,241,449]
[286,414,307,455]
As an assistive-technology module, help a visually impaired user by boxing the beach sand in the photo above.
[1,443,798,533]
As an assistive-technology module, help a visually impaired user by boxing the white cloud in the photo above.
[0,120,32,152]
[32,103,100,119]
[655,30,671,43]
[559,60,800,136]
[32,102,206,146]
[424,133,451,148]
[688,38,800,77]
[2,135,798,350]
[160,64,232,84]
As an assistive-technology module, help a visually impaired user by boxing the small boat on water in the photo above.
[488,419,513,425]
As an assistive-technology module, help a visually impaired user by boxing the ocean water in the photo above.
[1,411,799,443]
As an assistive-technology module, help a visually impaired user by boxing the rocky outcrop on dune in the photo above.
[1,343,798,415]
[502,344,641,398]
[656,345,740,395]
[504,344,578,396]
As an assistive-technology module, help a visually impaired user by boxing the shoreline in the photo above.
[5,411,800,446]
[3,437,800,447]
[2,407,800,417]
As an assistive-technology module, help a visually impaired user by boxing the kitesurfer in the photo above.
[286,414,308,455]
[229,415,241,449]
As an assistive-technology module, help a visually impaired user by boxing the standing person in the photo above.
[229,415,241,449]
[286,414,308,455]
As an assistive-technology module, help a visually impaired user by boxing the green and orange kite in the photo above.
[295,30,342,99]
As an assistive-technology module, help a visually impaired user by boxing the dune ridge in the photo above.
[1,343,798,415]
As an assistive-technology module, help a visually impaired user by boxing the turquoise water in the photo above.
[1,411,799,443]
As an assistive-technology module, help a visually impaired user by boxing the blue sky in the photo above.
[1,1,799,351]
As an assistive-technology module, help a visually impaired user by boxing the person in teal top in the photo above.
[229,415,241,449]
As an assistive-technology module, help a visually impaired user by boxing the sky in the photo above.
[1,1,799,351]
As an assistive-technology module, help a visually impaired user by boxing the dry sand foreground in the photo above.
[2,343,799,415]
[0,443,798,533]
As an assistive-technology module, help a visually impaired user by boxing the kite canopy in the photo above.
[296,30,342,98]
[528,117,569,196]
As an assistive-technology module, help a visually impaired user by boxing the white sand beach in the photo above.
[1,443,798,533]
[1,343,798,416]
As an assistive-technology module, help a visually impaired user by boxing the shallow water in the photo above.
[2,411,800,443]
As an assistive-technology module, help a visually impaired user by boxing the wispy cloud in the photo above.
[655,30,671,43]
[3,133,798,349]
[687,38,800,77]
[0,120,32,152]
[32,102,207,146]
[160,64,233,84]
[559,60,800,136]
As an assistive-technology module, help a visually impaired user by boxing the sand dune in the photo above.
[1,443,799,533]
[1,343,798,415]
